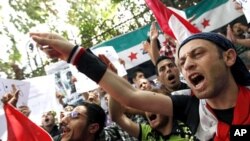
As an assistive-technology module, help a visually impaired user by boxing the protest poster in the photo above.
[45,61,77,96]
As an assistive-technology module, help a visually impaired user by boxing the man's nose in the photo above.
[183,57,196,71]
[60,112,70,123]
[164,66,172,74]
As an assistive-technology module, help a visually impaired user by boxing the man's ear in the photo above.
[88,123,100,134]
[132,78,136,84]
[223,48,237,67]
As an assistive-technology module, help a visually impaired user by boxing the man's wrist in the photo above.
[67,45,79,63]
[67,45,87,66]
[150,37,158,41]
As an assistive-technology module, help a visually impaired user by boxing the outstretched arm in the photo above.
[235,38,250,48]
[30,33,173,117]
[99,69,173,116]
[109,96,140,138]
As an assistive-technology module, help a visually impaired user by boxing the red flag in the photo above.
[145,0,200,43]
[3,103,53,141]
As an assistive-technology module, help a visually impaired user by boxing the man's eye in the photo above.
[159,67,165,72]
[179,60,184,67]
[193,50,204,58]
[195,52,201,55]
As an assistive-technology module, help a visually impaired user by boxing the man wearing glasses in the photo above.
[56,102,106,141]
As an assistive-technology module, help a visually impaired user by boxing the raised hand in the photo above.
[226,25,236,43]
[232,0,243,12]
[30,33,75,61]
[150,22,159,40]
[1,84,20,107]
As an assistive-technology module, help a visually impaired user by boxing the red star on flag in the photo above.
[128,52,137,61]
[201,18,210,28]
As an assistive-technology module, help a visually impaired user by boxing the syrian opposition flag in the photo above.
[145,0,200,43]
[92,24,156,81]
[145,0,243,43]
[185,0,243,32]
[4,103,53,141]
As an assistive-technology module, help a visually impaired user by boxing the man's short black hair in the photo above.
[131,67,145,79]
[76,101,106,137]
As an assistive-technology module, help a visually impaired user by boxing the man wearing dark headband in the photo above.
[31,32,250,140]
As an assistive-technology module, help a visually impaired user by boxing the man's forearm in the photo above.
[236,38,250,48]
[150,39,160,65]
[109,97,125,121]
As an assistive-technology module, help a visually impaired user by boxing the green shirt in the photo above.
[139,120,195,141]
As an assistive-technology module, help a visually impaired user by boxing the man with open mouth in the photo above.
[58,102,106,141]
[41,111,61,138]
[155,56,189,94]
